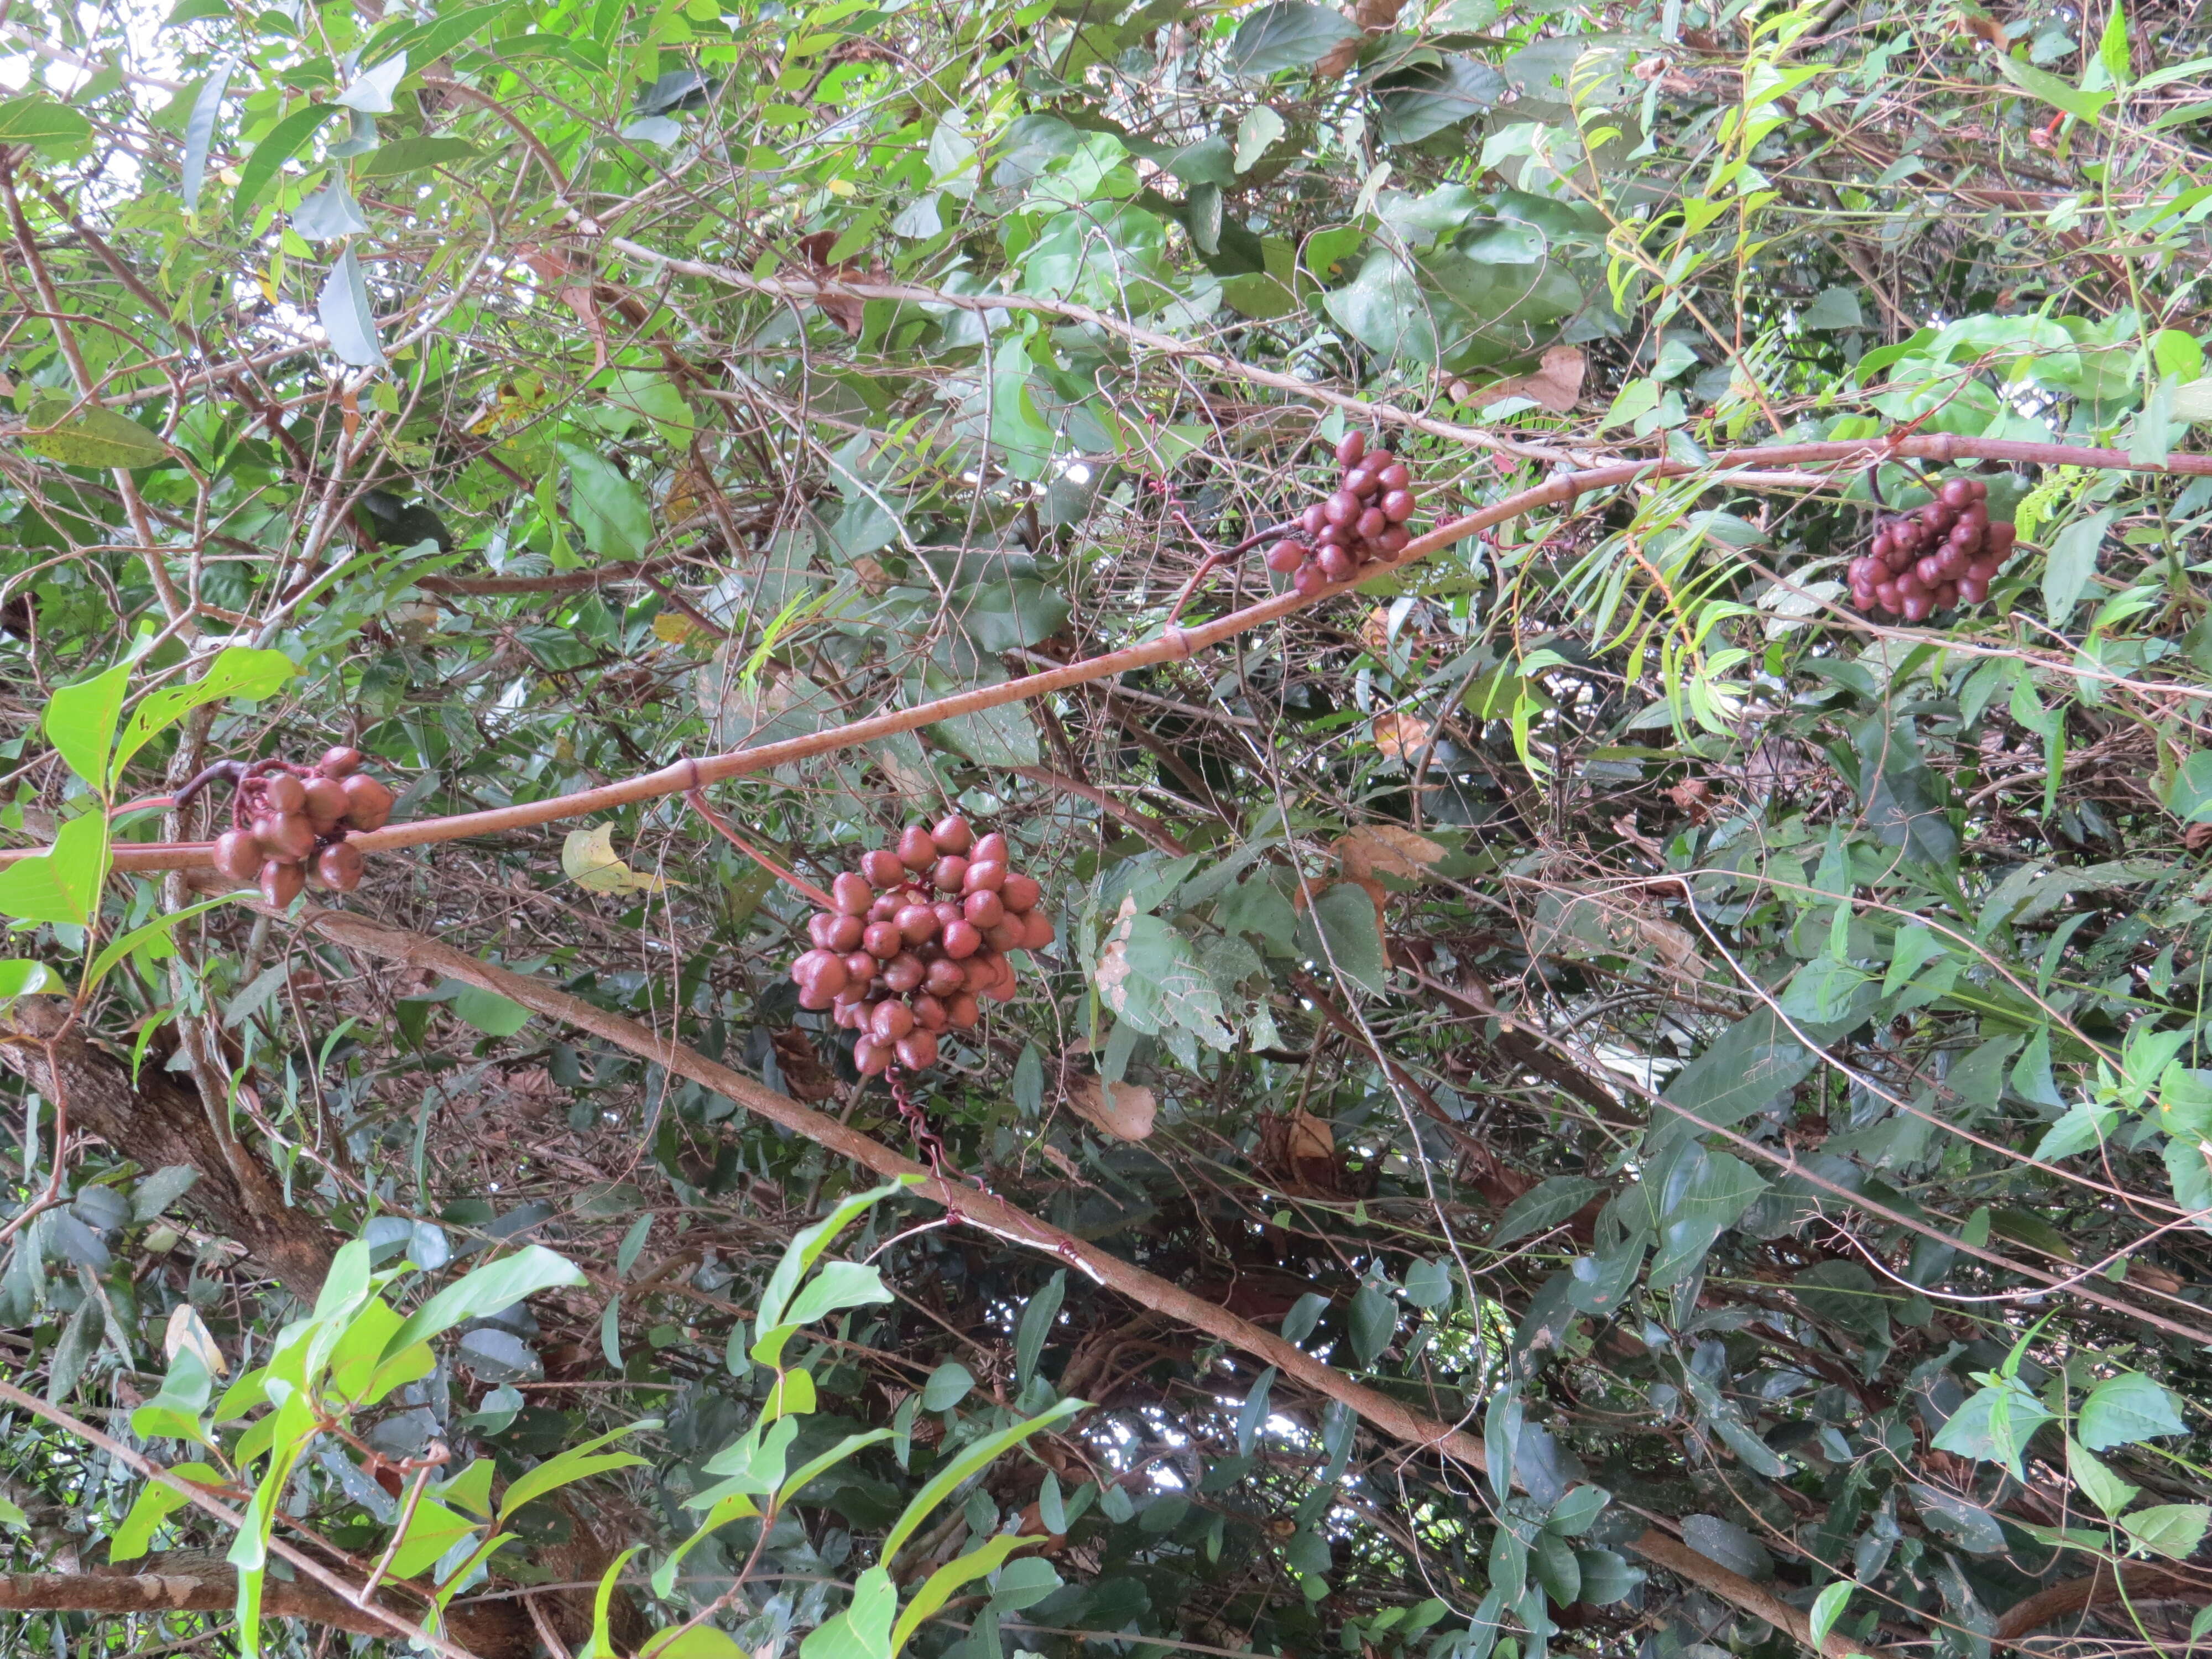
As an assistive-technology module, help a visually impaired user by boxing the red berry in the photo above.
[963,859,1006,894]
[1266,539,1309,574]
[338,774,394,831]
[316,746,364,778]
[1322,491,1359,527]
[882,952,925,994]
[931,814,974,854]
[1001,872,1041,914]
[1022,910,1055,950]
[872,999,915,1042]
[1335,431,1366,468]
[260,859,304,908]
[314,839,365,893]
[945,992,980,1029]
[262,774,306,813]
[972,832,1009,864]
[931,855,968,893]
[964,889,1005,928]
[863,922,902,959]
[1346,467,1380,499]
[943,919,982,958]
[213,828,261,884]
[895,1030,940,1071]
[896,825,935,869]
[1318,546,1357,583]
[925,957,967,996]
[1293,563,1329,596]
[862,848,906,888]
[831,872,872,914]
[854,1035,891,1076]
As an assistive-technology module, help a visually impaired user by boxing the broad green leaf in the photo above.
[355,135,486,177]
[231,104,345,225]
[382,1245,586,1358]
[753,1179,915,1346]
[1808,1580,1854,1648]
[1994,53,2115,121]
[45,659,133,789]
[799,1564,896,1659]
[2119,1503,2210,1559]
[2043,509,2114,625]
[0,93,91,150]
[111,648,296,784]
[335,52,409,113]
[0,811,111,926]
[2067,1436,2140,1517]
[319,244,387,368]
[22,400,172,471]
[922,1360,975,1410]
[109,1462,221,1561]
[451,984,533,1036]
[578,1546,638,1659]
[1492,1177,1603,1247]
[1227,1,1361,73]
[384,1496,477,1579]
[2077,1371,2186,1449]
[0,960,61,998]
[560,441,654,562]
[784,1259,893,1328]
[1296,882,1389,995]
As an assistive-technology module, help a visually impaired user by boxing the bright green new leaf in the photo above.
[0,811,111,927]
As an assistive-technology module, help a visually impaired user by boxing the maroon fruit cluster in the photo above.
[1264,431,1424,594]
[1847,477,2015,621]
[787,816,1053,1077]
[209,748,392,906]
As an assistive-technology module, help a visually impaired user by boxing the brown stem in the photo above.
[0,1383,494,1659]
[286,900,1893,1659]
[22,431,2212,879]
[684,787,836,907]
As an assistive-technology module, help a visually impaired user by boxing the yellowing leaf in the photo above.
[1066,1071,1156,1140]
[1336,825,1446,880]
[561,824,671,894]
[653,612,701,645]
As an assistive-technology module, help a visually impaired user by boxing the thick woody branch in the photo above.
[31,430,2209,880]
[289,901,1892,1659]
[0,1564,529,1657]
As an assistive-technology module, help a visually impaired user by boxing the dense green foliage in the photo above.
[3,0,2211,1655]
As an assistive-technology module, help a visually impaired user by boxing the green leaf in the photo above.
[21,399,173,470]
[2119,1503,2210,1560]
[1800,288,1864,331]
[559,442,654,562]
[180,61,233,212]
[580,1546,638,1659]
[800,1564,896,1659]
[84,896,241,994]
[111,648,296,784]
[2164,749,2212,822]
[232,103,345,224]
[384,1496,477,1579]
[1296,883,1389,995]
[2077,1371,2187,1449]
[318,244,387,368]
[0,94,90,150]
[749,1180,916,1368]
[1375,56,1504,145]
[1015,1270,1066,1384]
[45,659,134,789]
[1493,1177,1602,1247]
[922,1360,974,1410]
[1323,252,1438,371]
[2043,509,2114,625]
[1237,1365,1277,1454]
[891,1533,1039,1654]
[1933,1379,2053,1478]
[2066,1436,2140,1517]
[450,984,533,1036]
[382,1245,586,1359]
[1994,52,2115,121]
[1809,1580,1854,1648]
[0,960,61,998]
[1348,1281,1395,1363]
[354,135,486,177]
[1227,1,1361,73]
[497,1420,657,1519]
[879,1397,1084,1563]
[109,1462,221,1561]
[1402,1256,1454,1308]
[0,811,111,926]
[335,52,409,114]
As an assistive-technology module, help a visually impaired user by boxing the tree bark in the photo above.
[0,1001,333,1300]
[1992,1564,2210,1642]
[0,1560,529,1657]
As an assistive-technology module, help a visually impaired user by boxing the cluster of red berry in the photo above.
[210,748,392,905]
[1846,477,2015,620]
[1264,432,1423,594]
[787,817,1052,1076]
